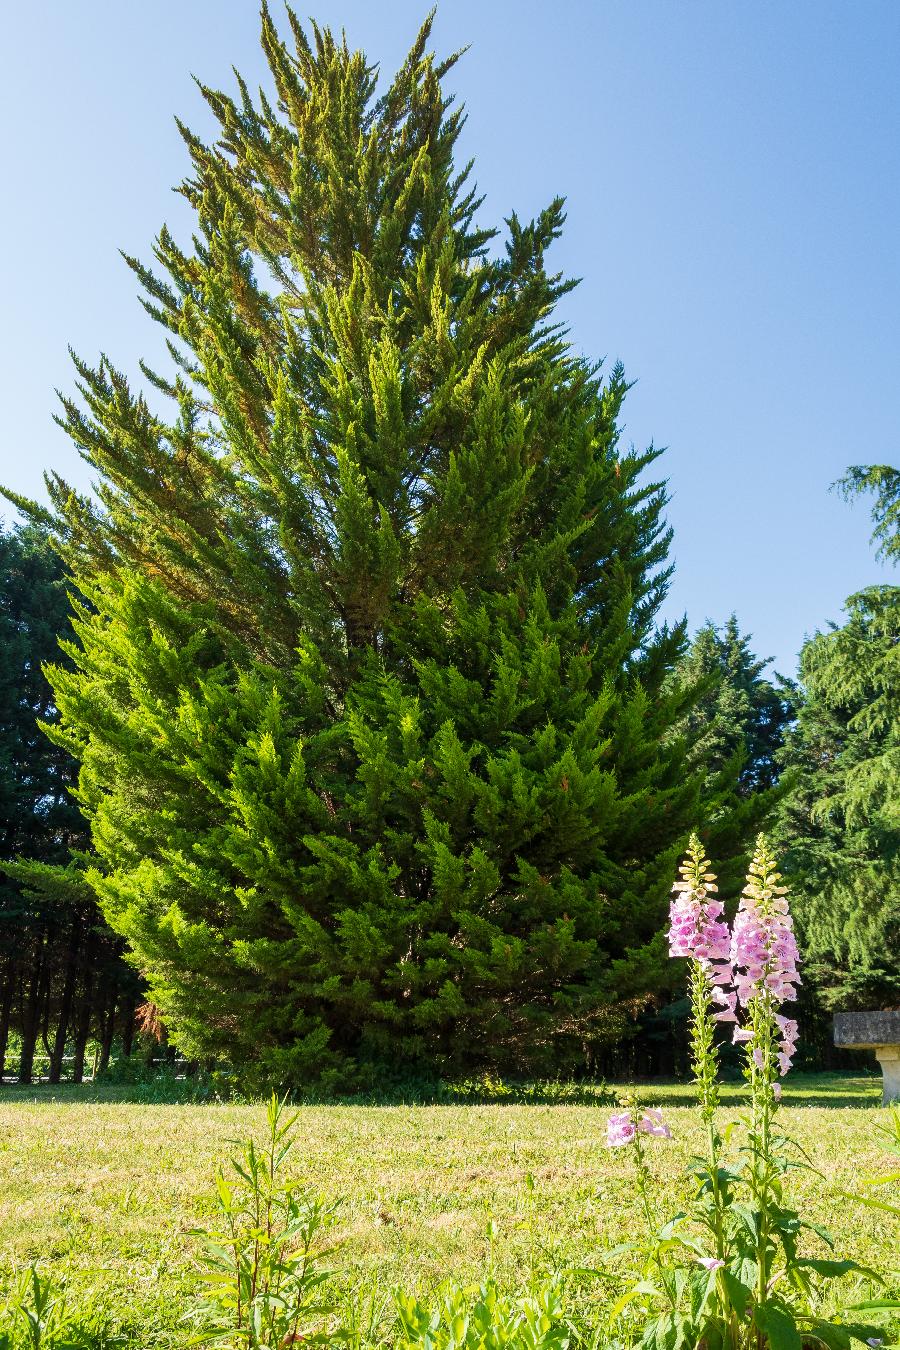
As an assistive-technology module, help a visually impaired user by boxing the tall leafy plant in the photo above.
[189,1095,338,1348]
[607,835,892,1350]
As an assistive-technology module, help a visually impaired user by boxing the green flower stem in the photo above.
[630,1110,677,1311]
[689,959,737,1343]
[747,993,779,1350]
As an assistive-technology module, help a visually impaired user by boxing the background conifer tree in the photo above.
[0,523,138,1083]
[6,11,756,1083]
[670,617,789,798]
[777,465,900,1023]
[777,669,900,1015]
[665,617,790,897]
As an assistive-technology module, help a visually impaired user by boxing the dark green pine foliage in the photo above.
[665,617,790,897]
[9,12,727,1083]
[0,522,88,1083]
[0,523,138,1082]
[0,525,77,866]
[777,464,900,1013]
[777,669,900,1013]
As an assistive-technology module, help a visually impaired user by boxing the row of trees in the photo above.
[0,526,140,1083]
[5,502,894,1082]
[1,9,896,1085]
[2,507,895,1084]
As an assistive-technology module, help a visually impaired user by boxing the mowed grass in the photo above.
[0,1074,895,1345]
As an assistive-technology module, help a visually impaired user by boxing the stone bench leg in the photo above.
[876,1047,900,1104]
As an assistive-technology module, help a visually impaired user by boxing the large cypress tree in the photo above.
[8,11,727,1083]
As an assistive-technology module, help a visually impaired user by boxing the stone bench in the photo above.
[833,1011,900,1104]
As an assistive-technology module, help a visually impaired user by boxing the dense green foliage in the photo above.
[2,10,771,1085]
[0,524,137,1083]
[0,527,75,864]
[666,617,790,896]
[669,617,789,800]
[777,466,900,1012]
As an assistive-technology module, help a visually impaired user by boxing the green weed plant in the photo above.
[187,1095,339,1348]
[0,1268,122,1350]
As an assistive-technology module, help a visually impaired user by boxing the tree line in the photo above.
[0,527,140,1082]
[1,9,896,1086]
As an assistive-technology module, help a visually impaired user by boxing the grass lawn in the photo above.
[0,1073,895,1346]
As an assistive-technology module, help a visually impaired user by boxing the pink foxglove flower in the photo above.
[698,1257,725,1271]
[731,836,802,1074]
[711,985,738,1023]
[731,875,800,1009]
[638,1107,672,1139]
[606,1111,636,1147]
[669,834,732,1002]
[775,1014,799,1069]
[606,1107,672,1147]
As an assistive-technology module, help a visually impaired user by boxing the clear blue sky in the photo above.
[2,1,898,675]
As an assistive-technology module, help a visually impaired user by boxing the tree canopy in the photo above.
[776,465,900,1013]
[6,10,774,1085]
[664,617,789,898]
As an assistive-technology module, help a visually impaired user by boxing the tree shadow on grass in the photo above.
[0,1076,616,1108]
[628,1073,884,1109]
[0,1071,884,1110]
[0,1079,211,1106]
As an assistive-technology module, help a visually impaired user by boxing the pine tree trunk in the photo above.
[0,968,13,1085]
[19,957,47,1085]
[71,963,94,1085]
[40,979,53,1062]
[121,1000,135,1058]
[96,988,117,1076]
[48,922,80,1084]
